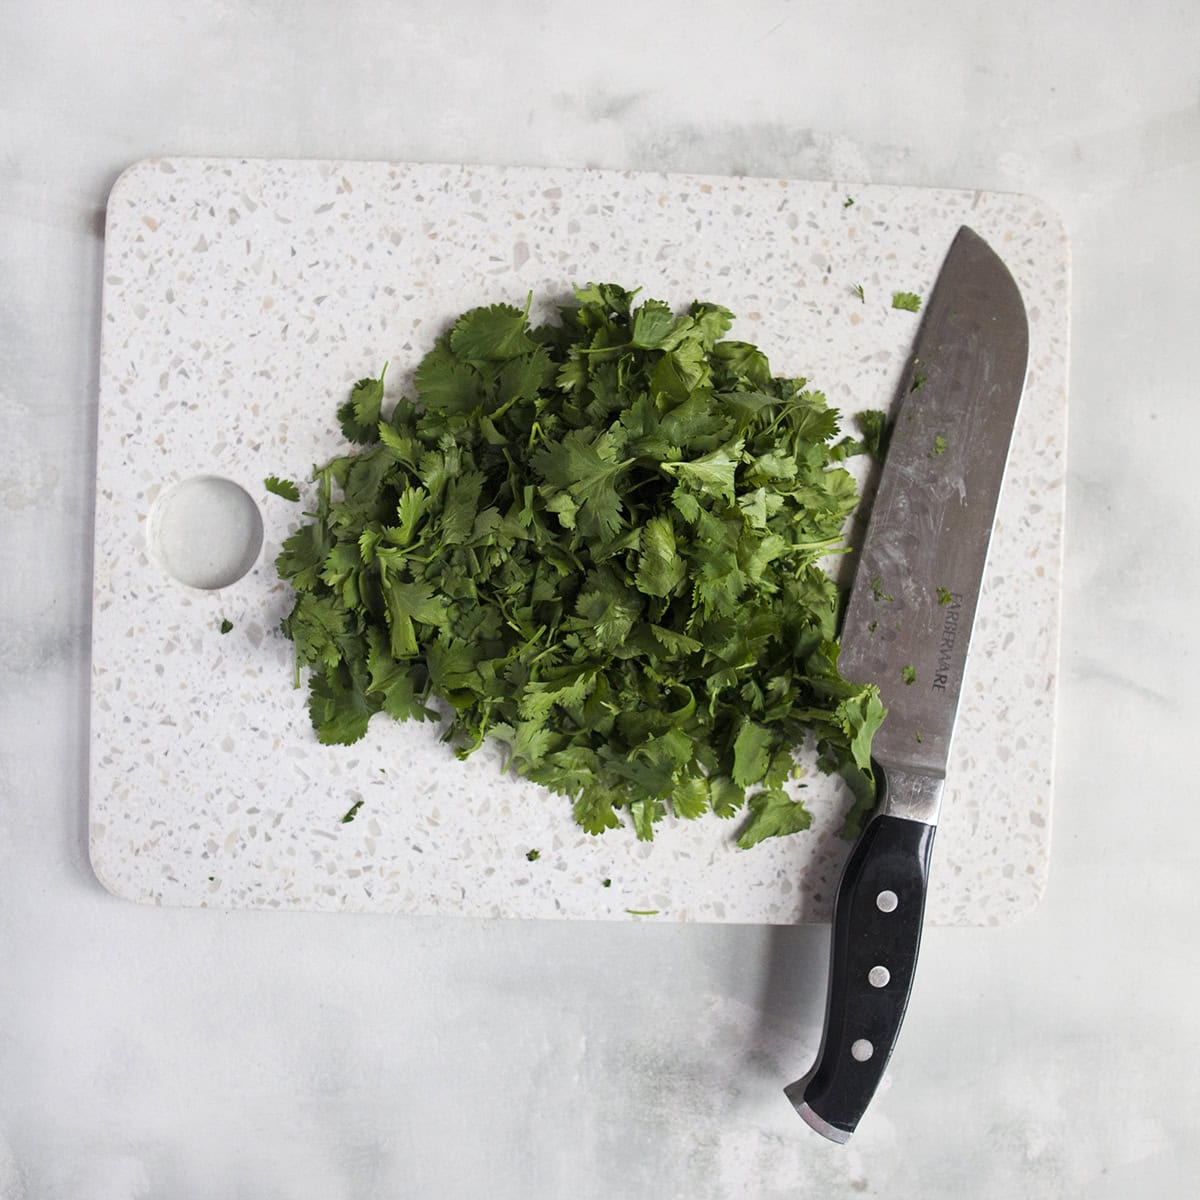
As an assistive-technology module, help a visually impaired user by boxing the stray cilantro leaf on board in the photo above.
[852,283,865,302]
[276,285,887,849]
[602,878,612,888]
[937,587,953,605]
[737,788,813,848]
[265,476,301,502]
[219,618,234,634]
[932,434,947,456]
[871,576,894,602]
[341,798,364,824]
[901,665,916,686]
[526,849,541,862]
[892,291,922,313]
[843,196,855,208]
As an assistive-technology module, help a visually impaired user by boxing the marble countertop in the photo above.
[2,2,1196,1196]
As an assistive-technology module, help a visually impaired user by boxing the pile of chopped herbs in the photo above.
[276,284,885,847]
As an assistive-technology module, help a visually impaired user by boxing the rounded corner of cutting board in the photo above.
[998,850,1054,928]
[88,831,154,907]
[106,157,163,213]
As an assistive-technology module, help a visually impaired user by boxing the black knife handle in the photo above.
[787,813,935,1142]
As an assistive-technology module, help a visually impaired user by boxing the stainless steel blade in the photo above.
[838,226,1029,807]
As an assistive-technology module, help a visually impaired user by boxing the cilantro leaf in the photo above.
[662,440,742,502]
[532,428,630,540]
[414,341,483,415]
[265,476,300,502]
[450,303,536,364]
[631,299,694,350]
[732,721,773,788]
[856,409,890,461]
[309,666,373,745]
[634,515,685,598]
[338,367,387,443]
[283,593,351,672]
[892,291,922,313]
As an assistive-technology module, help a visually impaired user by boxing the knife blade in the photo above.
[788,226,1030,1143]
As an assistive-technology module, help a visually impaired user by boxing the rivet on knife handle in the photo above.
[787,767,939,1143]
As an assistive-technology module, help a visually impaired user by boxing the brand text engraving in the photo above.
[931,593,964,693]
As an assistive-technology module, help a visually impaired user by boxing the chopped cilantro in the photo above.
[932,434,947,456]
[843,196,855,208]
[602,878,612,888]
[265,476,300,501]
[937,587,953,605]
[856,409,890,461]
[868,620,878,634]
[852,283,865,302]
[910,370,927,392]
[526,849,541,862]
[340,799,364,824]
[219,618,234,634]
[915,732,923,743]
[892,292,922,312]
[871,576,894,602]
[276,286,886,847]
[828,409,888,466]
[901,665,916,685]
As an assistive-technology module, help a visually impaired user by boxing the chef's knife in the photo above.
[789,226,1029,1143]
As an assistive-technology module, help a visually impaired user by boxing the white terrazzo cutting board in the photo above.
[90,158,1068,925]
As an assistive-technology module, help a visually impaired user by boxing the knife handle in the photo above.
[787,812,935,1143]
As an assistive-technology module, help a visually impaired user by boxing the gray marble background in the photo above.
[1,2,1195,1197]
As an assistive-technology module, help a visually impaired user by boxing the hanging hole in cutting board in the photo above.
[148,475,264,590]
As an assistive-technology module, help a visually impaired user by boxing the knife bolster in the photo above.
[878,764,944,825]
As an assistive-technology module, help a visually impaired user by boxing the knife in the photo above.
[788,226,1030,1143]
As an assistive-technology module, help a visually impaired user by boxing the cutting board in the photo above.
[91,158,1068,924]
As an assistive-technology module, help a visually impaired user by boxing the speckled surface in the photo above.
[90,157,1068,924]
